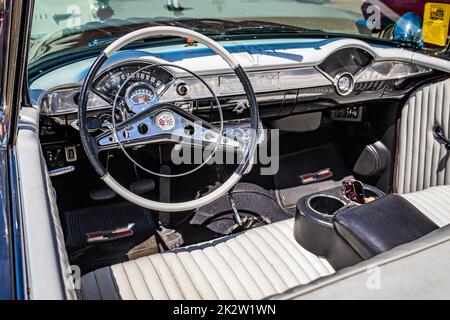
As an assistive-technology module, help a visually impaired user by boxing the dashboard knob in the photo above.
[138,123,149,135]
[335,73,354,96]
[184,125,195,136]
[176,83,190,96]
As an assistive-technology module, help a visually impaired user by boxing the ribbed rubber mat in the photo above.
[63,203,158,274]
[277,179,352,210]
[275,143,353,209]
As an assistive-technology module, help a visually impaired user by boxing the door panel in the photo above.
[0,0,36,299]
[0,0,15,300]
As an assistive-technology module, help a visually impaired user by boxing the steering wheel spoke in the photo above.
[96,103,243,151]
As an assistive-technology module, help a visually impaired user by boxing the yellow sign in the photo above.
[423,3,450,46]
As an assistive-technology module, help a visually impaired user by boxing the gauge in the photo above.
[125,82,158,113]
[93,64,174,101]
[335,73,354,96]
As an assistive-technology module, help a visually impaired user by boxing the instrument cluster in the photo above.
[93,63,174,114]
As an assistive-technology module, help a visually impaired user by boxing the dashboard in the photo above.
[31,37,447,141]
[31,37,450,172]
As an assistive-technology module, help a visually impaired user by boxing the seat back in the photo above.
[396,79,450,194]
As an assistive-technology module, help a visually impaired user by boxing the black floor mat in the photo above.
[62,202,158,274]
[190,182,291,235]
[274,143,353,210]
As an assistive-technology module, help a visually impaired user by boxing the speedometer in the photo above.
[93,63,174,102]
[125,82,158,113]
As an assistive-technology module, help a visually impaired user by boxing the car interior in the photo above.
[16,16,450,299]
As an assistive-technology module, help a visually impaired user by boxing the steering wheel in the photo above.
[78,26,259,212]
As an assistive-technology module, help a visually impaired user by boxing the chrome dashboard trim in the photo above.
[355,61,433,82]
[39,66,334,115]
[335,73,355,96]
[159,67,332,102]
[40,87,110,115]
[38,57,434,116]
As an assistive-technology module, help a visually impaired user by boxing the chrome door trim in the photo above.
[0,0,34,300]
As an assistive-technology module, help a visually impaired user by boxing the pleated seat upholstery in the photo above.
[401,185,450,227]
[80,186,450,300]
[396,79,450,194]
[79,218,335,300]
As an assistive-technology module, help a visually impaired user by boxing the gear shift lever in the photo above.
[229,189,243,226]
[342,180,366,204]
[225,188,271,235]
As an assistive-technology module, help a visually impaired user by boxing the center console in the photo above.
[294,180,438,269]
[294,182,385,269]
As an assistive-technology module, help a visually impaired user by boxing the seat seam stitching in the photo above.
[199,249,237,299]
[131,257,155,299]
[224,240,266,297]
[212,243,253,299]
[158,254,184,299]
[172,253,204,299]
[229,236,279,292]
[277,221,333,273]
[406,193,448,225]
[242,232,295,286]
[240,232,290,288]
[132,259,156,299]
[187,251,223,299]
[145,256,169,299]
[119,263,138,299]
[272,222,323,279]
[251,227,306,283]
[160,253,191,300]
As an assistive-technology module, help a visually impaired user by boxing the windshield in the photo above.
[29,0,449,64]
